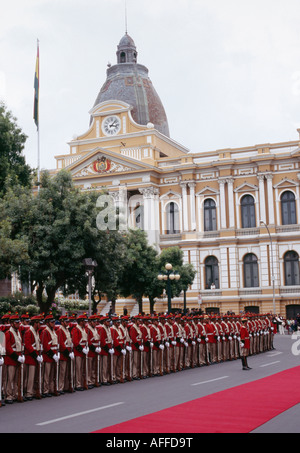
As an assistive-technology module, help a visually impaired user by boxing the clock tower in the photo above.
[91,33,170,138]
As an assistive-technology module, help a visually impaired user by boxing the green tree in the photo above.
[0,102,33,195]
[157,247,196,313]
[6,170,100,314]
[118,229,159,313]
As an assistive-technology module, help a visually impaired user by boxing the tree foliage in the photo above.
[0,102,33,195]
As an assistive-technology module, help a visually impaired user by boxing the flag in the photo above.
[33,40,39,129]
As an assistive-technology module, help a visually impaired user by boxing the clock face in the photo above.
[102,115,121,136]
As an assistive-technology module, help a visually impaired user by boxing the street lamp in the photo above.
[157,263,180,313]
[83,258,98,316]
[260,221,276,314]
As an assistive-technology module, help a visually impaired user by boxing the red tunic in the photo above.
[205,322,217,344]
[24,327,40,366]
[240,325,250,349]
[4,328,22,366]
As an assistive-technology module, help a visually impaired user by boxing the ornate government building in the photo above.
[54,33,300,318]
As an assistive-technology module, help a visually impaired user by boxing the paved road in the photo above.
[0,334,299,434]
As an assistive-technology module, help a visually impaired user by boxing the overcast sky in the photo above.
[1,0,300,171]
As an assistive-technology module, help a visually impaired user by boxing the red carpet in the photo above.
[93,366,300,433]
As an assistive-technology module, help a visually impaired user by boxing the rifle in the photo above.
[17,343,24,402]
[95,341,100,387]
[166,337,170,373]
[191,337,195,368]
[120,344,125,384]
[159,342,164,376]
[205,336,210,365]
[140,339,144,379]
[0,332,5,407]
[110,339,114,384]
[69,341,75,393]
[149,339,153,377]
[53,341,59,396]
[36,342,43,399]
[173,341,176,372]
[83,341,89,390]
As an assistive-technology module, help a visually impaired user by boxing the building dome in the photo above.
[91,33,170,137]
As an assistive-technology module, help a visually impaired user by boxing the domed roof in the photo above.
[91,34,170,137]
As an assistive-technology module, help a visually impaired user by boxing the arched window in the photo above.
[166,202,180,234]
[281,191,296,225]
[204,198,217,231]
[284,251,300,286]
[243,253,259,288]
[241,195,256,228]
[205,256,219,289]
[120,52,126,63]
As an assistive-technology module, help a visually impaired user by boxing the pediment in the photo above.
[160,190,181,200]
[234,182,258,193]
[67,148,156,178]
[196,186,219,196]
[273,177,298,189]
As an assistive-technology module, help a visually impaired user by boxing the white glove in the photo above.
[126,345,132,352]
[82,347,89,355]
[159,344,164,350]
[184,342,188,347]
[240,342,244,348]
[205,337,209,342]
[228,336,232,341]
[197,338,201,343]
[180,338,184,343]
[0,357,4,366]
[95,347,101,354]
[172,341,177,346]
[121,349,126,355]
[150,342,154,348]
[165,341,170,348]
[222,337,226,341]
[217,336,220,341]
[18,355,25,364]
[109,348,114,354]
[37,355,43,363]
[192,341,196,346]
[53,354,59,363]
[233,335,237,339]
[139,345,144,351]
[69,352,74,360]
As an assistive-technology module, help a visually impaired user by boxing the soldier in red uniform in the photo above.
[240,317,251,370]
[24,315,43,400]
[57,315,75,393]
[150,316,163,376]
[111,316,126,383]
[40,314,59,397]
[4,314,26,404]
[86,315,101,388]
[71,313,89,391]
[204,315,217,364]
[99,316,114,385]
[129,315,144,379]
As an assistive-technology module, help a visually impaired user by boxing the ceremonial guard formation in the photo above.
[0,311,278,406]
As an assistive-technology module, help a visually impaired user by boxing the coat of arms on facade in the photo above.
[93,156,111,173]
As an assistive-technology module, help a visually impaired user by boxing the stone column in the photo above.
[226,178,235,228]
[258,174,266,224]
[218,178,227,229]
[139,187,160,248]
[180,182,189,231]
[188,182,196,231]
[266,174,275,225]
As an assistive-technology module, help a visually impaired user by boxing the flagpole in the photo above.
[34,38,40,190]
[37,39,40,190]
